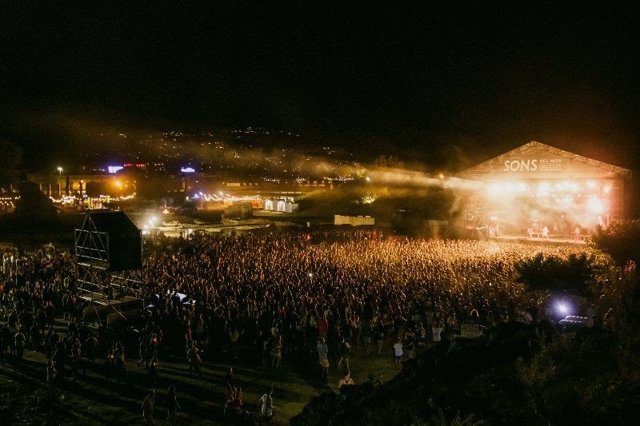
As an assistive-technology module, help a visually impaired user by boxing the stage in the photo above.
[458,141,632,242]
[491,235,588,245]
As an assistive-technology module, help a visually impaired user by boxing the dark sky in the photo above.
[1,2,639,169]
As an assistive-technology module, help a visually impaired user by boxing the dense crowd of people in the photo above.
[0,229,594,423]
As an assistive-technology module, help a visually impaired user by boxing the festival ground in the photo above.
[0,231,599,425]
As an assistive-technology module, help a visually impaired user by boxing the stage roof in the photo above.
[459,141,632,180]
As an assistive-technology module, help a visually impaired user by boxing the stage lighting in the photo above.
[587,197,607,215]
[487,182,501,198]
[537,182,550,196]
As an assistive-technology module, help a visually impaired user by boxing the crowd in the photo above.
[0,229,593,423]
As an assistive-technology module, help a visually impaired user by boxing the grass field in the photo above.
[0,320,400,425]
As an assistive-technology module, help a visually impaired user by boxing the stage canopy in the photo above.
[459,141,632,181]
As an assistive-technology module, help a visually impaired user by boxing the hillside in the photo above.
[292,323,639,426]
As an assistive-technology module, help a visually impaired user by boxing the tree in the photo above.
[592,220,640,266]
[515,253,597,297]
[13,181,57,222]
[0,140,22,187]
[85,181,105,198]
[591,221,640,379]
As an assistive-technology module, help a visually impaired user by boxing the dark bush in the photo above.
[592,220,640,266]
[515,252,598,297]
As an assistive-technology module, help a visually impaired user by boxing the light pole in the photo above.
[56,167,64,196]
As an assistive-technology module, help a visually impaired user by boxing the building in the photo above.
[458,141,632,238]
[264,199,299,214]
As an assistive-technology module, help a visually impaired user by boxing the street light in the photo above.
[57,166,63,176]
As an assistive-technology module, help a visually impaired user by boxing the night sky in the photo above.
[1,2,639,170]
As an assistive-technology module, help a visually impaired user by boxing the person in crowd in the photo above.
[271,335,283,369]
[14,328,26,362]
[404,329,416,360]
[224,386,247,418]
[375,320,385,355]
[29,322,41,352]
[225,366,236,395]
[432,323,444,345]
[392,337,403,368]
[336,336,351,371]
[228,326,242,361]
[148,357,159,387]
[338,370,355,393]
[70,336,82,379]
[259,386,274,425]
[115,342,128,384]
[46,359,57,395]
[166,384,181,425]
[187,341,202,377]
[317,336,330,382]
[142,389,156,425]
[84,334,99,364]
[361,320,373,355]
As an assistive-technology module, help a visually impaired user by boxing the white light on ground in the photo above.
[556,301,570,316]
